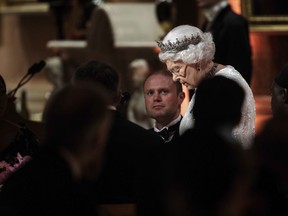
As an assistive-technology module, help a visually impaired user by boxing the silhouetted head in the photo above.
[72,60,121,106]
[42,82,111,179]
[193,76,245,130]
[271,64,288,116]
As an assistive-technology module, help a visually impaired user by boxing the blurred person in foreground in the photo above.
[271,64,288,116]
[72,60,163,206]
[0,82,111,216]
[144,70,185,143]
[249,64,288,215]
[197,0,253,85]
[250,111,288,216]
[156,24,255,149]
[162,76,252,216]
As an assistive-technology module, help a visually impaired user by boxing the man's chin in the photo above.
[150,113,165,120]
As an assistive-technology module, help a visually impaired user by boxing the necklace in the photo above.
[207,63,218,78]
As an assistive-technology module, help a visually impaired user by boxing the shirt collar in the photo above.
[203,0,229,22]
[154,115,181,133]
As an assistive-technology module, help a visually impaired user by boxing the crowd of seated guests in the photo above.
[0,59,288,216]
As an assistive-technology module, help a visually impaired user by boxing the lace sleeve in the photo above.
[179,94,196,135]
[217,67,256,149]
[233,86,256,149]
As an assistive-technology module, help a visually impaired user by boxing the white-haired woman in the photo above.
[157,25,255,148]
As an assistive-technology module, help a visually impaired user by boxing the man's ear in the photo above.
[179,91,185,103]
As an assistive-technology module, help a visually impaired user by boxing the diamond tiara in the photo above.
[156,34,202,52]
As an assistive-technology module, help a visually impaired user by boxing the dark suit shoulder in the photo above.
[216,5,248,27]
[93,111,163,204]
[110,111,162,145]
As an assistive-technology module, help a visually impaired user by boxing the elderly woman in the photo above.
[156,25,255,148]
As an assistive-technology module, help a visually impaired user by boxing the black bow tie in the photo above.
[157,128,170,142]
[157,122,180,143]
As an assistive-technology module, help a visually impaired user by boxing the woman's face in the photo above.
[166,60,205,89]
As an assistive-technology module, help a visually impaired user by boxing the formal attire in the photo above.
[149,115,182,143]
[137,116,183,216]
[90,110,163,204]
[0,148,96,216]
[180,66,255,149]
[202,1,252,85]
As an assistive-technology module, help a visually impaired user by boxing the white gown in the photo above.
[179,65,256,149]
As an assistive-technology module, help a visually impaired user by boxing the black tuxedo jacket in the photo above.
[91,110,163,204]
[203,5,252,84]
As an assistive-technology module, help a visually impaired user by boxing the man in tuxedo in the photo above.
[271,64,288,116]
[144,70,185,143]
[72,60,163,205]
[197,0,253,85]
[0,82,111,216]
